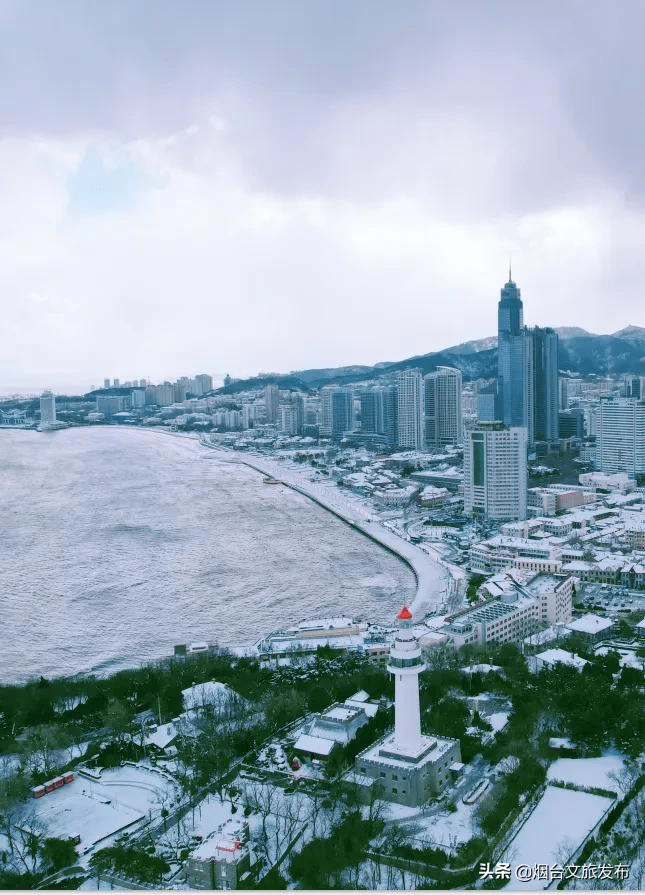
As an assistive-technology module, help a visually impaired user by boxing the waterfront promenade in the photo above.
[217,450,452,616]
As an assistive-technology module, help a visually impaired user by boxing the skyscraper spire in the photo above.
[509,256,512,283]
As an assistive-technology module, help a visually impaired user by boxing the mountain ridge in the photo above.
[216,325,645,394]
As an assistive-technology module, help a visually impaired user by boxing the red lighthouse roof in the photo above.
[398,606,412,621]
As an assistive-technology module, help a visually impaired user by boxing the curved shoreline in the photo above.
[204,446,451,615]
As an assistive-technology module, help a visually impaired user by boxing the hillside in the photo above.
[216,326,645,393]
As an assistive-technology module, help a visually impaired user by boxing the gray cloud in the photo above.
[1,0,645,391]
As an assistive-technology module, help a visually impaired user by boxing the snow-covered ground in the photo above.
[502,785,614,890]
[380,797,480,850]
[546,755,625,793]
[21,764,181,853]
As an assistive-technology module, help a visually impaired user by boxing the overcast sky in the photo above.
[1,0,644,393]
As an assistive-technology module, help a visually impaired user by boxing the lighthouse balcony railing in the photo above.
[387,655,423,669]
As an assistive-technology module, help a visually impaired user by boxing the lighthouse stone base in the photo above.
[354,732,461,807]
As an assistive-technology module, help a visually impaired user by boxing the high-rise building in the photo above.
[103,378,110,389]
[39,391,56,425]
[397,370,424,450]
[464,422,528,521]
[382,386,398,447]
[195,373,213,395]
[359,390,383,436]
[264,384,280,424]
[624,375,645,400]
[358,386,398,447]
[330,388,354,440]
[558,377,569,411]
[532,327,559,442]
[558,409,585,439]
[597,398,645,477]
[424,367,463,450]
[320,386,353,440]
[496,272,534,443]
[280,393,304,435]
[319,387,334,438]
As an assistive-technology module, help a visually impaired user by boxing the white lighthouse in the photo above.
[354,604,462,807]
[387,605,426,753]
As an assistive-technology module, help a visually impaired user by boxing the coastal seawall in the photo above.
[220,451,449,615]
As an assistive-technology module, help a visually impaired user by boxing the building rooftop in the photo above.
[566,614,613,635]
[535,648,588,670]
[357,732,456,770]
[293,733,335,756]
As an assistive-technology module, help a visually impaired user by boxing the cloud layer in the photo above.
[1,1,644,391]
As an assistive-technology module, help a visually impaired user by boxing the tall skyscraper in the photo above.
[496,271,534,443]
[264,384,280,424]
[319,386,334,438]
[358,386,398,447]
[330,388,354,440]
[280,393,304,435]
[424,367,463,450]
[464,422,528,521]
[320,386,354,439]
[532,327,559,442]
[359,389,383,436]
[597,398,645,477]
[397,370,424,450]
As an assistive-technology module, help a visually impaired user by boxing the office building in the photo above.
[263,384,280,424]
[320,386,354,439]
[330,388,354,439]
[445,573,574,648]
[359,386,398,446]
[496,272,534,443]
[624,375,645,400]
[39,391,56,425]
[195,373,213,395]
[532,327,559,442]
[464,422,528,521]
[558,409,584,439]
[397,370,424,450]
[280,393,304,435]
[424,367,463,449]
[359,389,383,436]
[596,398,645,477]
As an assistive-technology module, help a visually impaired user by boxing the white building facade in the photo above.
[397,370,424,450]
[597,398,645,477]
[424,366,463,450]
[464,422,528,521]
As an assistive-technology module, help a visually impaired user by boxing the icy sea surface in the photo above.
[0,427,415,683]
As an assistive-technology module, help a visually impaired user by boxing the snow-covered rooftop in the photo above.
[566,613,613,635]
[534,648,588,670]
[293,734,335,756]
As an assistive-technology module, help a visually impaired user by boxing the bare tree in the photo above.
[9,813,47,875]
[607,760,639,799]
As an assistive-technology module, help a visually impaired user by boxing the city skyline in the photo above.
[2,2,645,393]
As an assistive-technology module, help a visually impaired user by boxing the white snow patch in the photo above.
[502,786,614,889]
[546,756,625,793]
